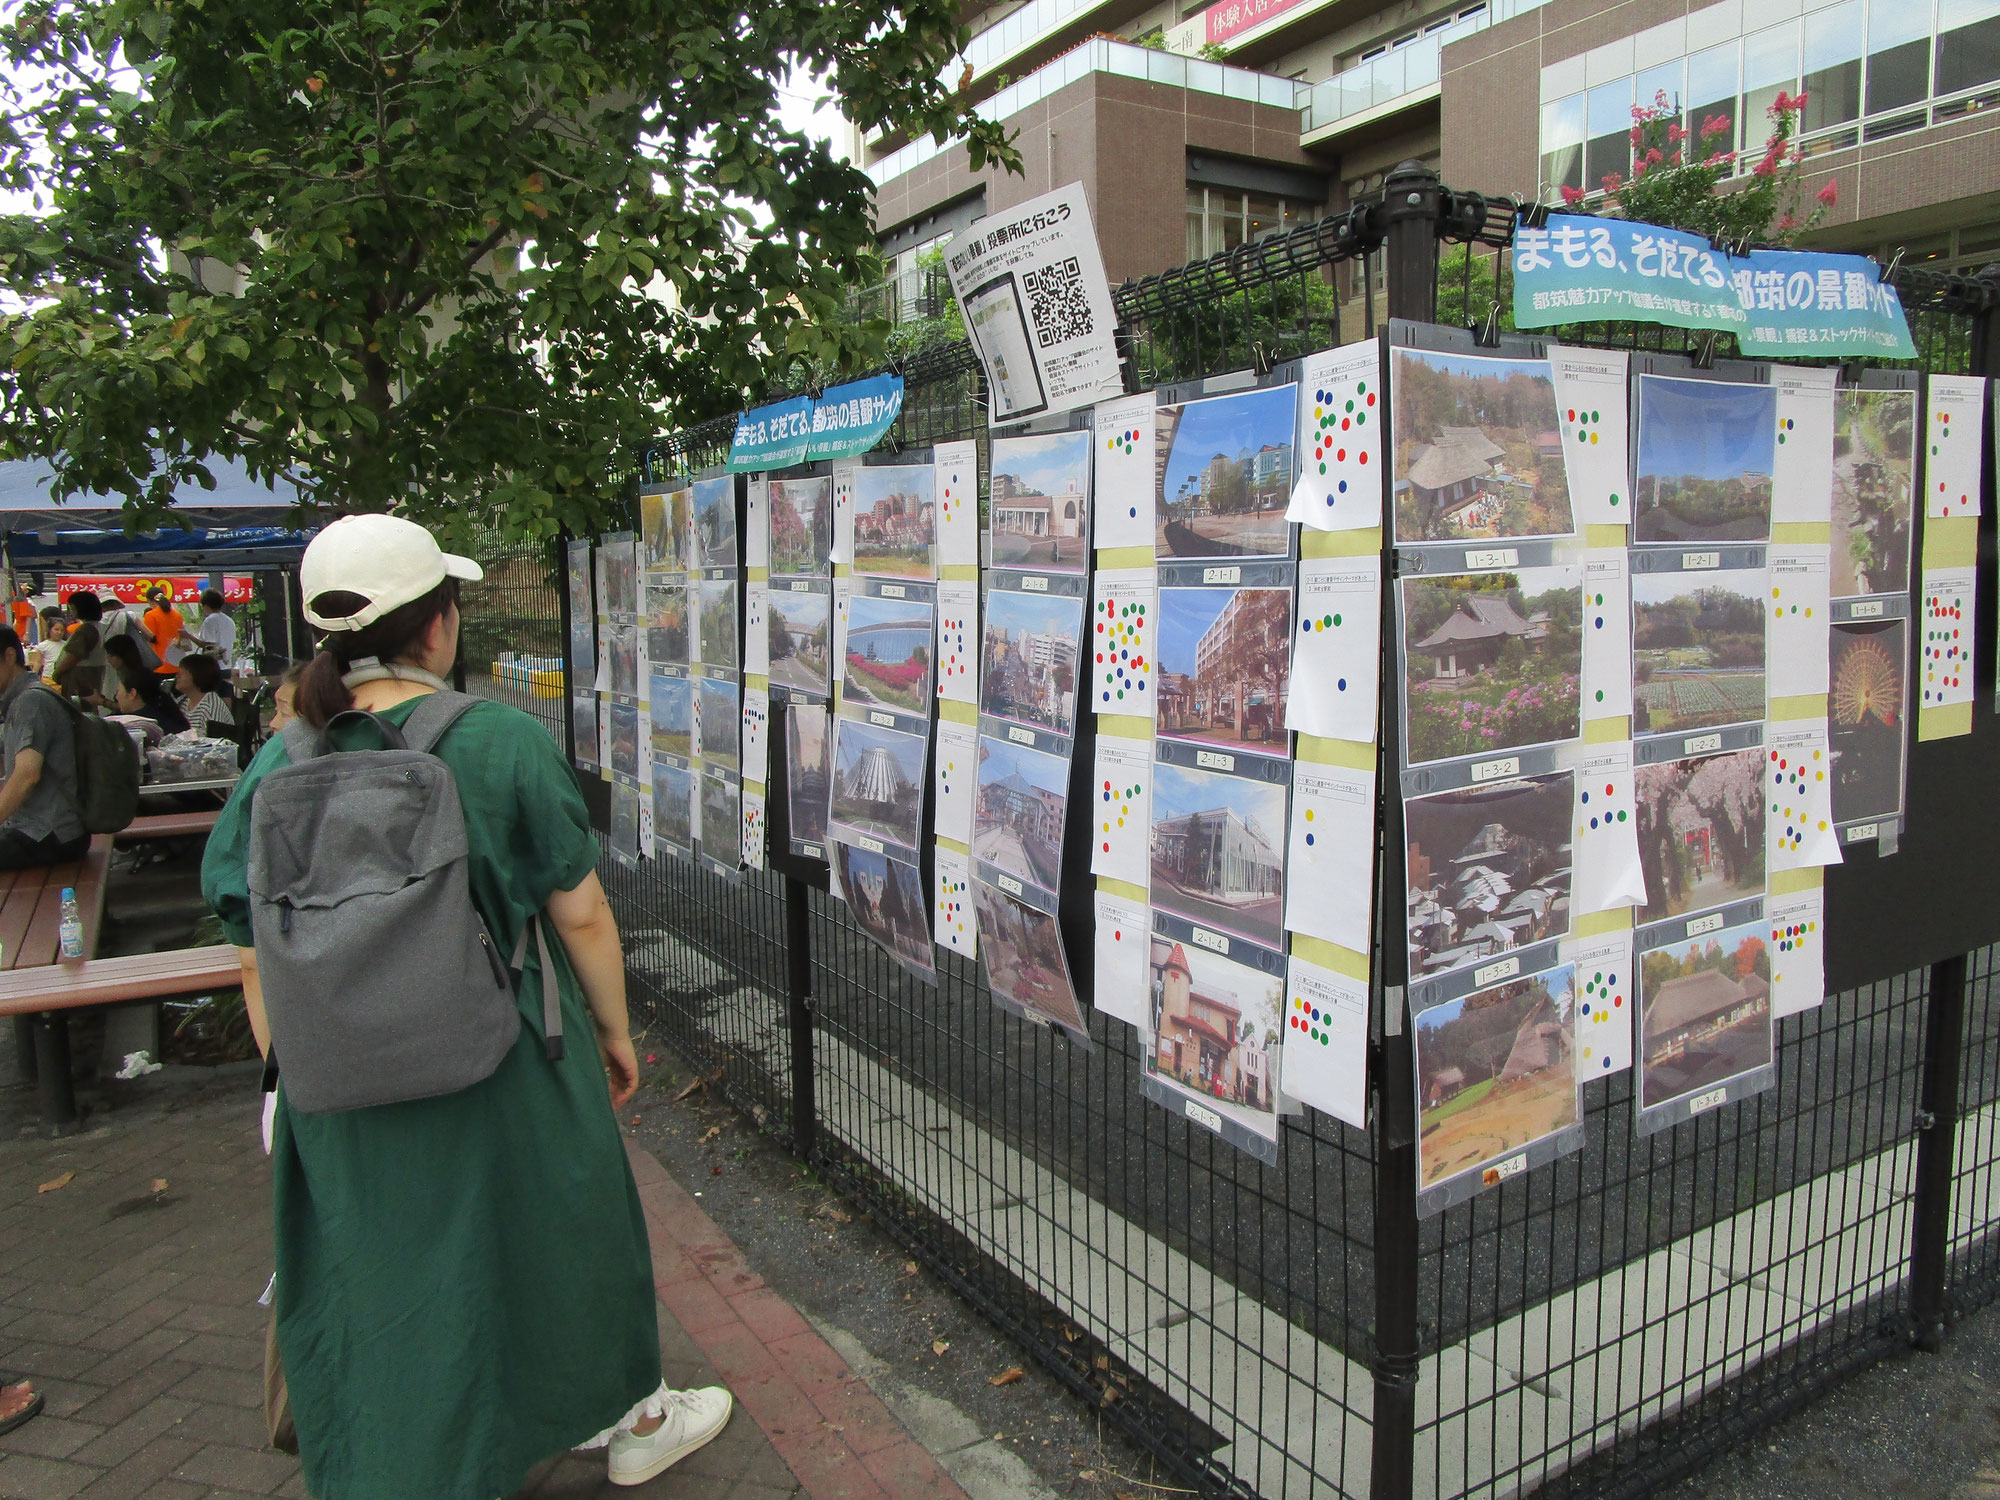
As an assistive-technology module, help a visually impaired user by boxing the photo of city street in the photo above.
[1154,385,1296,558]
[980,586,1083,737]
[786,707,831,846]
[1149,758,1287,948]
[1155,584,1292,754]
[767,589,832,695]
[769,474,832,578]
[973,736,1069,890]
[974,882,1088,1031]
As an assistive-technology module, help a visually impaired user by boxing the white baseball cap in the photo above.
[300,514,482,633]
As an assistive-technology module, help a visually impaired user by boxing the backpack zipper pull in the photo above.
[278,897,293,936]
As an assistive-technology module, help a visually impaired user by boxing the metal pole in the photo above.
[1911,952,1968,1350]
[32,1014,79,1138]
[1369,158,1443,1500]
[784,873,817,1160]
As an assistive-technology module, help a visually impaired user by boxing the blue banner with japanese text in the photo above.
[1511,214,1915,359]
[727,396,814,473]
[807,374,904,460]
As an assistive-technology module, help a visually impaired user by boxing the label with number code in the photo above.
[997,873,1024,896]
[854,835,884,854]
[1683,732,1723,755]
[879,583,906,598]
[1850,599,1885,618]
[1482,1153,1527,1185]
[790,580,813,593]
[1196,749,1236,771]
[1202,566,1242,585]
[1682,551,1720,570]
[1185,1101,1222,1131]
[1470,756,1521,783]
[1465,548,1519,571]
[1687,911,1725,936]
[1846,822,1879,841]
[1687,1087,1728,1115]
[1008,725,1034,745]
[1021,576,1049,593]
[1190,927,1228,954]
[1474,955,1520,986]
[869,711,895,727]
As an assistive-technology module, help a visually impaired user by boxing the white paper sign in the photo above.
[1092,891,1149,1030]
[1287,556,1380,741]
[1767,720,1842,870]
[1093,392,1158,550]
[1090,568,1155,716]
[1921,565,1976,709]
[831,575,852,687]
[1772,365,1837,525]
[1769,888,1825,1018]
[741,788,766,871]
[745,581,771,677]
[935,439,981,568]
[1281,955,1367,1128]
[1288,339,1383,531]
[638,798,655,860]
[1926,374,1987,517]
[741,686,770,785]
[1569,742,1647,913]
[944,183,1124,426]
[1284,763,1375,953]
[1564,931,1633,1077]
[1768,546,1830,698]
[933,717,978,846]
[745,479,770,569]
[1548,346,1633,526]
[1582,547,1633,719]
[936,578,979,707]
[934,845,976,958]
[830,462,856,566]
[1089,734,1154,891]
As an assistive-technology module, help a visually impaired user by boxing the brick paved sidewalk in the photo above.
[0,1063,965,1500]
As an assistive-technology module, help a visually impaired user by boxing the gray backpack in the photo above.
[246,692,564,1113]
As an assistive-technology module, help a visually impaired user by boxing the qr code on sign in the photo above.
[1023,257,1092,348]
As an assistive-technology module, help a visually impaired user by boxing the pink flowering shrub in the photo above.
[1408,669,1580,762]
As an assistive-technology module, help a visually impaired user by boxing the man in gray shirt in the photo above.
[0,627,85,868]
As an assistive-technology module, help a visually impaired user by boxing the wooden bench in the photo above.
[117,810,222,841]
[0,945,241,1012]
[0,836,121,1136]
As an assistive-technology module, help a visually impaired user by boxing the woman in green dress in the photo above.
[202,514,733,1497]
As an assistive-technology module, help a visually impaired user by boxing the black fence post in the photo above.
[1369,158,1442,1500]
[1911,952,1968,1349]
[784,874,818,1161]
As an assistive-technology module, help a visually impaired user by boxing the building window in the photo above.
[1741,21,1800,142]
[1935,0,2000,112]
[1585,79,1633,190]
[1802,2,1864,145]
[1867,0,1931,134]
[1185,186,1318,261]
[1686,40,1740,155]
[1540,93,1585,195]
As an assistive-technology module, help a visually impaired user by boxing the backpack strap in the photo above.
[281,709,410,764]
[397,690,481,756]
[509,913,567,1062]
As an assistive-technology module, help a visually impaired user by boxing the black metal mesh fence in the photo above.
[470,185,2000,1500]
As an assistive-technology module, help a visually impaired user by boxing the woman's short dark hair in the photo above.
[103,635,144,673]
[66,591,102,623]
[295,579,458,729]
[178,654,224,695]
[118,668,167,707]
[37,606,61,625]
[200,589,226,612]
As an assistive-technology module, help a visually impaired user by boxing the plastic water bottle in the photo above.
[58,888,83,961]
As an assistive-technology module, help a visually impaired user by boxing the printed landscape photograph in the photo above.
[605,543,638,615]
[1156,585,1292,754]
[769,475,833,578]
[786,708,832,846]
[641,486,689,574]
[1400,569,1581,765]
[974,882,1088,1032]
[990,430,1092,571]
[829,717,927,852]
[1631,568,1765,735]
[1831,388,1916,599]
[1633,376,1776,542]
[606,702,639,781]
[698,578,739,672]
[653,761,694,850]
[648,581,689,666]
[974,736,1070,892]
[1155,385,1296,559]
[980,586,1083,738]
[1146,935,1283,1142]
[572,697,598,764]
[842,593,936,715]
[697,676,740,771]
[648,671,692,758]
[1413,963,1578,1191]
[692,475,738,570]
[1390,348,1573,542]
[1149,759,1288,950]
[1405,772,1574,977]
[1639,918,1772,1110]
[836,844,936,980]
[767,589,832,695]
[609,624,638,698]
[700,774,738,864]
[1633,748,1765,924]
[1830,619,1908,825]
[852,464,937,579]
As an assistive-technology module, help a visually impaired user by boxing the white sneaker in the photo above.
[606,1386,734,1486]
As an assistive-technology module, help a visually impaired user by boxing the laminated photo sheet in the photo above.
[1093,391,1158,550]
[1287,555,1380,742]
[1582,548,1633,720]
[1149,735,1293,954]
[1089,733,1153,892]
[1154,383,1299,563]
[932,717,978,847]
[936,578,979,707]
[566,538,597,768]
[934,439,980,569]
[1403,769,1574,981]
[1565,930,1633,1079]
[1389,343,1577,545]
[933,843,975,961]
[849,455,939,584]
[1631,370,1777,544]
[1925,374,1987,518]
[1564,740,1645,915]
[1548,345,1632,526]
[691,474,740,572]
[829,698,931,870]
[1920,565,1975,712]
[1770,364,1837,525]
[1155,560,1295,763]
[990,427,1092,575]
[841,579,938,723]
[1767,547,1831,698]
[1828,616,1908,846]
[1629,546,1766,743]
[1091,890,1150,1030]
[1142,908,1286,1163]
[784,699,833,861]
[1090,568,1154,717]
[1632,736,1767,933]
[834,838,937,984]
[767,469,833,582]
[1769,887,1825,1018]
[1409,952,1583,1217]
[1831,386,1916,602]
[1290,338,1383,531]
[1766,719,1841,871]
[652,756,694,863]
[1634,900,1774,1136]
[765,577,833,705]
[1281,953,1367,1129]
[973,875,1088,1039]
[1284,761,1375,954]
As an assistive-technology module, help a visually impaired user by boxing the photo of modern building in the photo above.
[1147,936,1281,1134]
[1156,585,1292,752]
[990,430,1093,571]
[1150,759,1287,949]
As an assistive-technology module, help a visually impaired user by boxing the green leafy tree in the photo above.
[0,0,1016,542]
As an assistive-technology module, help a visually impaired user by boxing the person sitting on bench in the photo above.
[0,628,86,870]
